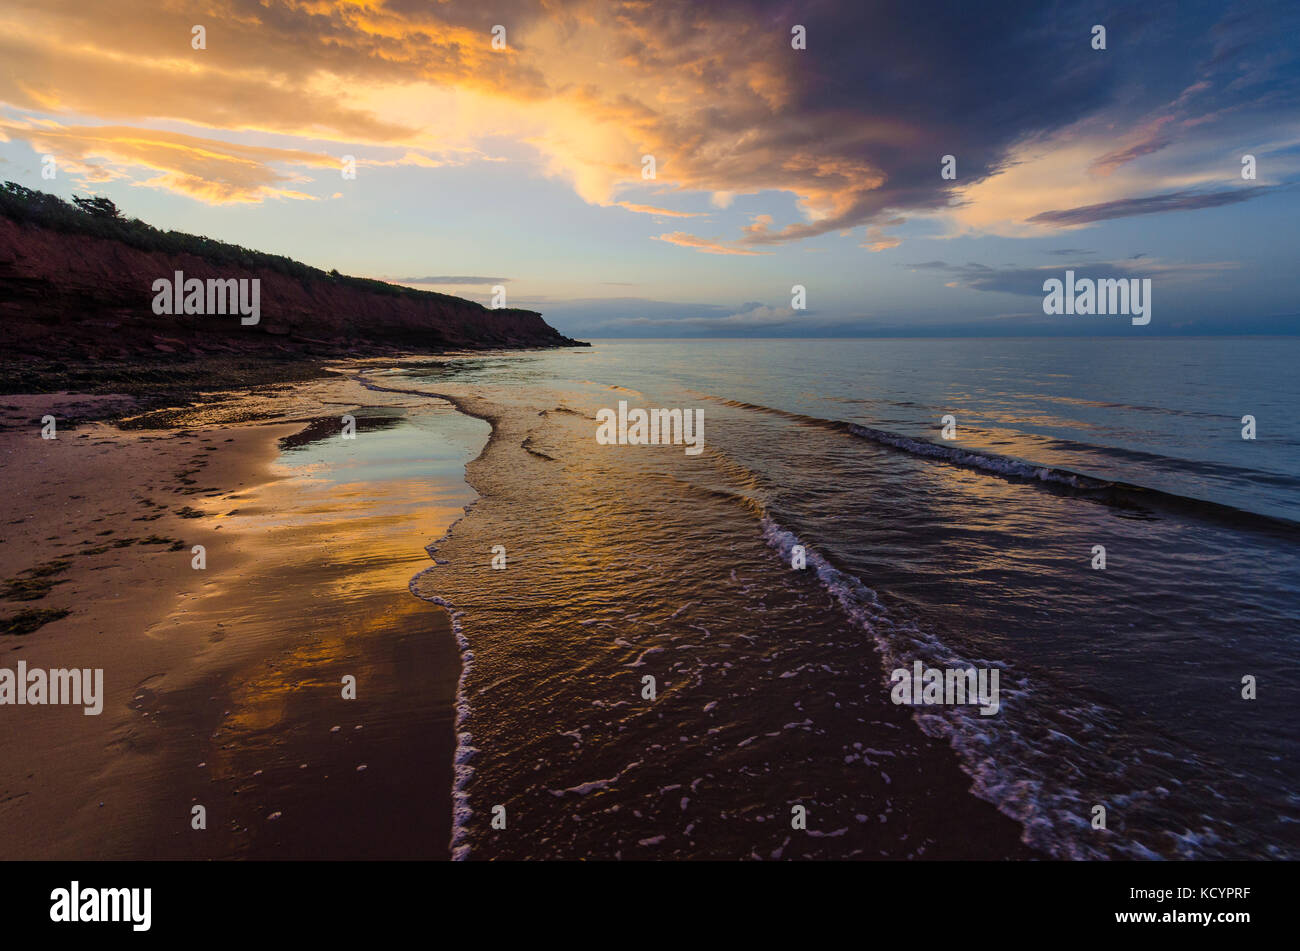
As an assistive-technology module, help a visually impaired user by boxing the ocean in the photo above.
[357,337,1299,860]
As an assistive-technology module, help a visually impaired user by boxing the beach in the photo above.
[0,369,483,859]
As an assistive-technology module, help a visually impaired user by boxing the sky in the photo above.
[1,0,1297,338]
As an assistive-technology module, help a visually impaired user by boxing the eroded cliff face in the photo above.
[0,217,584,359]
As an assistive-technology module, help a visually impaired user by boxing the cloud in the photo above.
[618,305,792,327]
[0,10,421,143]
[861,229,901,251]
[1027,188,1268,227]
[861,215,906,251]
[521,296,847,336]
[614,201,707,218]
[1088,116,1178,176]
[359,149,501,169]
[653,232,768,255]
[599,300,803,333]
[0,0,1295,244]
[920,258,1239,297]
[0,118,338,202]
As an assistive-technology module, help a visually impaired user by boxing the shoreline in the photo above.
[0,371,482,859]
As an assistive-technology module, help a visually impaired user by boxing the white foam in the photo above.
[625,646,665,668]
[408,502,481,861]
[757,512,1183,860]
[845,423,1092,489]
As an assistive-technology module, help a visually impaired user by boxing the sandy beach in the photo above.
[0,371,483,859]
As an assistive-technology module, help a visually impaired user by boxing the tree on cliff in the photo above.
[71,195,123,220]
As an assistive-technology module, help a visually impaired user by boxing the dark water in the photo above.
[366,338,1299,860]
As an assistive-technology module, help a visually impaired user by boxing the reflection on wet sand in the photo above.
[120,379,485,858]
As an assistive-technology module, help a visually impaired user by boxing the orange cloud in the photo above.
[653,232,768,255]
[614,201,706,217]
[1,0,1272,244]
[0,119,339,202]
[0,0,858,222]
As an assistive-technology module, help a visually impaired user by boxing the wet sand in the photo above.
[0,375,483,859]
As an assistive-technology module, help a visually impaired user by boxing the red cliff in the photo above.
[0,215,583,360]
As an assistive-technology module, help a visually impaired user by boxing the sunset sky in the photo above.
[1,0,1297,337]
